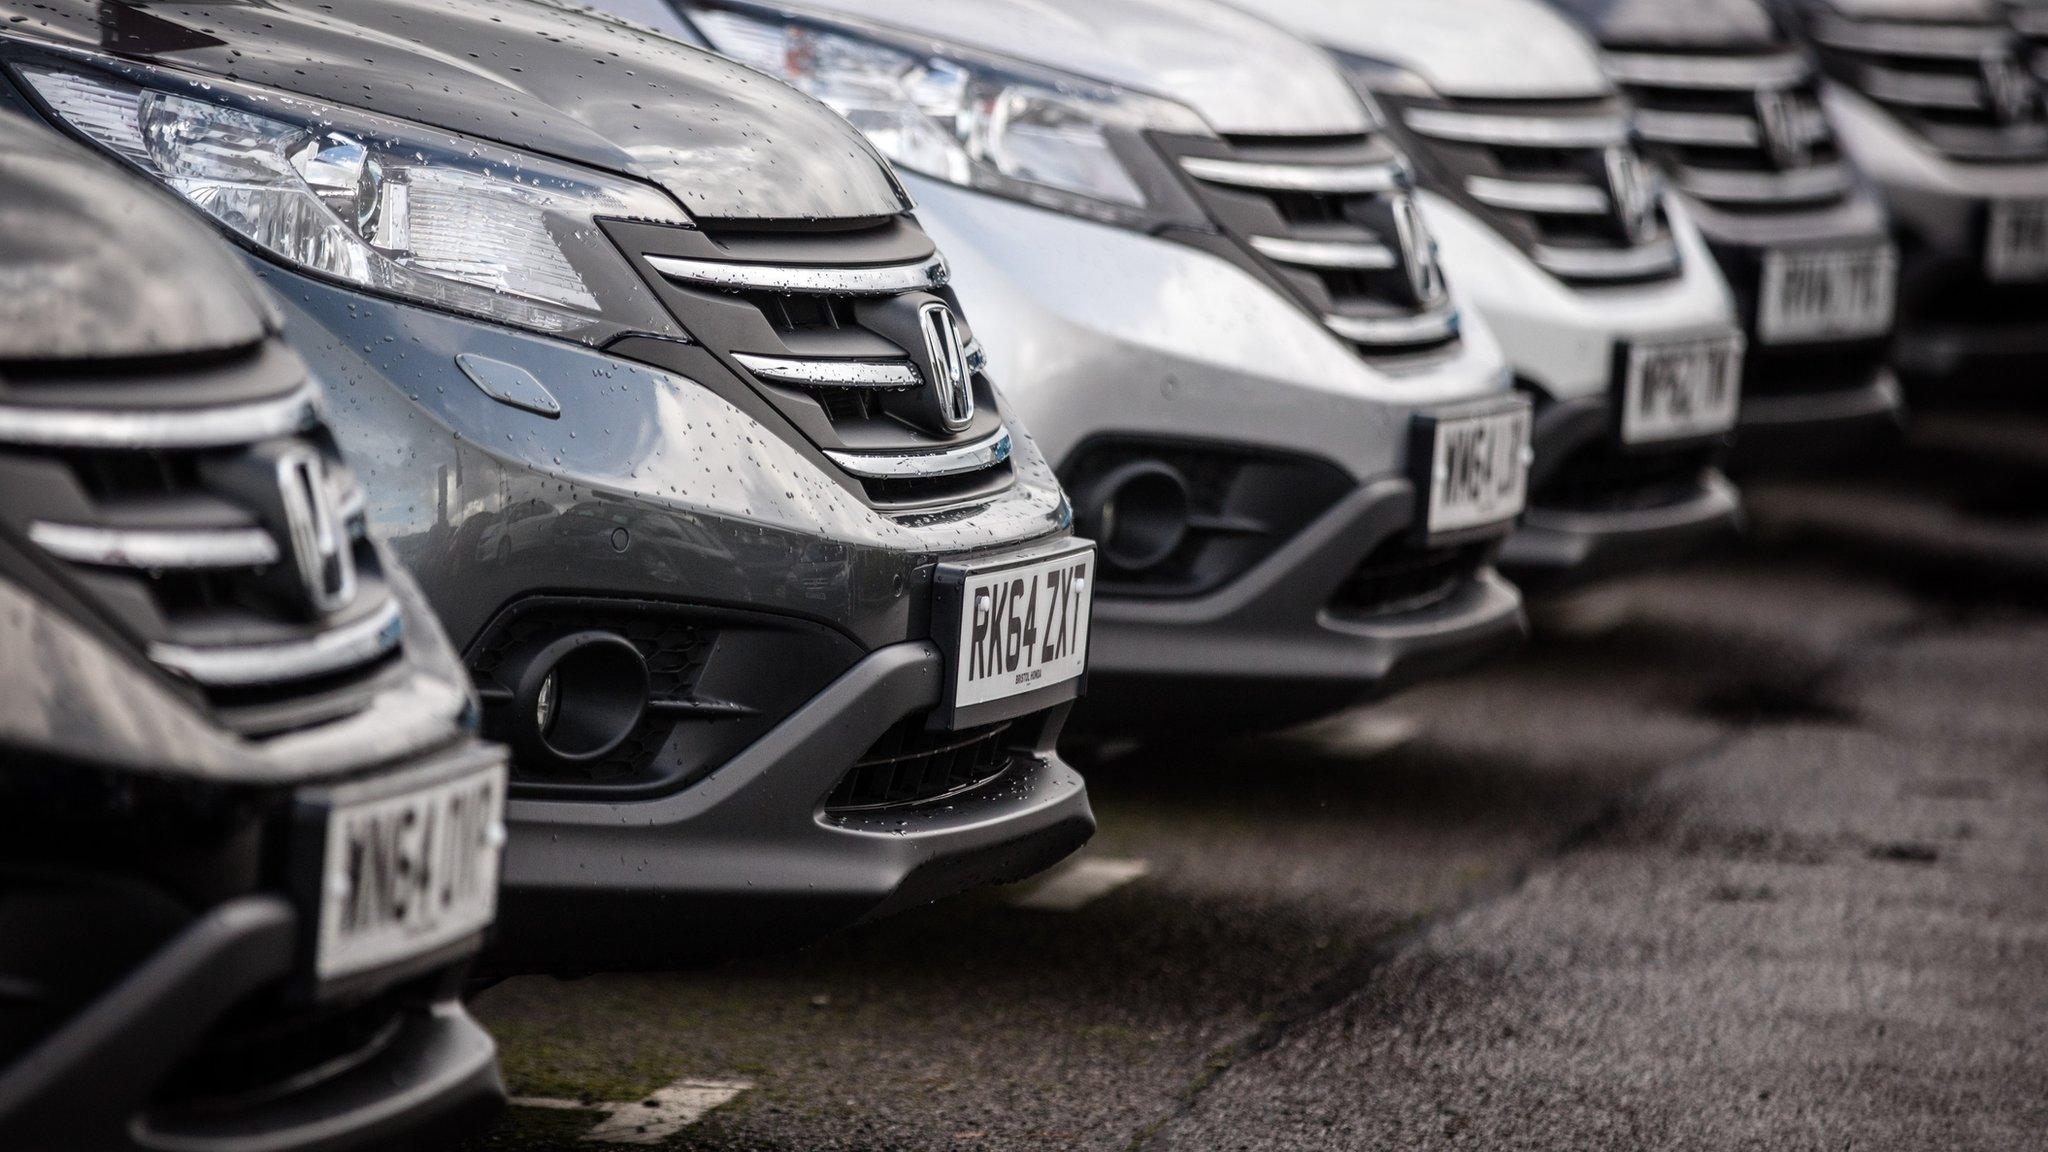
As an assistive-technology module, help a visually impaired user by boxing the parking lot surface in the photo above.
[463,414,2048,1151]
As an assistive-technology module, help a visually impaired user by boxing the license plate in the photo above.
[1420,400,1531,537]
[315,760,506,981]
[938,543,1093,723]
[1987,200,2048,282]
[1758,246,1897,344]
[1619,334,1744,446]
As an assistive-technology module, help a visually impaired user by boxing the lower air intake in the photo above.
[825,719,1016,812]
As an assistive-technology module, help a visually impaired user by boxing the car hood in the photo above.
[1547,0,1785,50]
[770,0,1370,136]
[1234,0,1611,100]
[0,0,909,222]
[0,108,270,362]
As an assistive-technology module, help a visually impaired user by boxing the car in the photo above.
[594,0,1536,731]
[0,110,506,1152]
[1535,0,1908,465]
[0,0,1095,975]
[1234,0,1752,589]
[1769,0,2048,395]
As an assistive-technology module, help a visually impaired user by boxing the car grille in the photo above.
[1329,540,1491,619]
[1157,130,1462,358]
[1804,12,2048,161]
[603,214,1017,512]
[824,718,1016,812]
[466,596,860,798]
[1605,48,1854,213]
[1535,442,1718,514]
[0,339,404,737]
[1388,92,1683,284]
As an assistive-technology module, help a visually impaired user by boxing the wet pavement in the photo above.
[461,411,2048,1151]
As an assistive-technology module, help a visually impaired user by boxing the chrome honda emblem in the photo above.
[1983,53,2039,125]
[918,301,975,432]
[1389,194,1448,307]
[1755,88,1813,169]
[276,447,356,616]
[1604,146,1659,247]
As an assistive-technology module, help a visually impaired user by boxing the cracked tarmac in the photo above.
[460,412,2048,1151]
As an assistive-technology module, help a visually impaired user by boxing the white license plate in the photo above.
[1987,200,2048,282]
[1620,334,1745,445]
[1423,401,1531,536]
[949,547,1093,712]
[316,761,506,981]
[1758,246,1897,344]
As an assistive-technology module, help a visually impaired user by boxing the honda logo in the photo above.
[1983,53,2040,126]
[276,447,356,616]
[1755,88,1813,169]
[1604,146,1660,247]
[1390,194,1448,308]
[918,301,975,433]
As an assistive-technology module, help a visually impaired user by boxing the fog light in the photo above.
[1077,460,1192,573]
[506,631,649,766]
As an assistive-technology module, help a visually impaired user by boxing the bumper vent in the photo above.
[1160,131,1462,357]
[0,340,404,736]
[1535,442,1719,514]
[1330,540,1491,619]
[1604,48,1853,212]
[1388,92,1683,284]
[825,718,1016,812]
[608,215,1016,512]
[1804,15,2048,161]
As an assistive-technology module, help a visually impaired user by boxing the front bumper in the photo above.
[488,640,1094,974]
[0,898,501,1152]
[1825,83,2048,385]
[1676,192,1905,467]
[0,741,508,1152]
[1077,477,1526,732]
[1502,397,1744,592]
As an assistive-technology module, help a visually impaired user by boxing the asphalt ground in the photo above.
[460,408,2048,1151]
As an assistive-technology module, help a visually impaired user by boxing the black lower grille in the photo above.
[157,987,414,1110]
[1536,443,1717,513]
[1330,541,1489,618]
[825,719,1016,812]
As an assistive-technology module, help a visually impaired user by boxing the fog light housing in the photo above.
[1078,460,1191,573]
[506,632,649,766]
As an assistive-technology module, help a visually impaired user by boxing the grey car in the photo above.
[0,0,1096,975]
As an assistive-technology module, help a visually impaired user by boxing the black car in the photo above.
[0,0,1096,974]
[0,111,505,1151]
[1552,0,1910,464]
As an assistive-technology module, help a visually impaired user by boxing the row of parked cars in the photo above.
[1,0,2040,1148]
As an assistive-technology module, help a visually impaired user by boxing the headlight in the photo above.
[677,0,1214,229]
[15,56,689,344]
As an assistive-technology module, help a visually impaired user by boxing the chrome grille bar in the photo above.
[1323,306,1461,347]
[646,252,948,296]
[826,429,1012,480]
[0,385,322,450]
[1533,240,1682,281]
[733,353,922,389]
[1465,176,1610,215]
[1178,155,1408,194]
[1674,164,1854,205]
[151,599,404,688]
[1249,234,1398,270]
[1858,65,1987,110]
[1814,18,2015,59]
[1403,108,1629,148]
[1634,109,1762,148]
[29,522,280,570]
[1603,51,1814,89]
